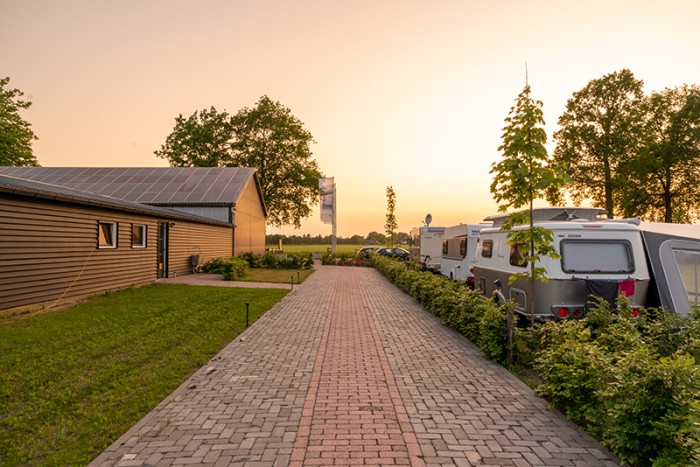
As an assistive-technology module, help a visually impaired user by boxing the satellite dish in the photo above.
[425,213,432,226]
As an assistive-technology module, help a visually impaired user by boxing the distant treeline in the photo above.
[267,232,410,245]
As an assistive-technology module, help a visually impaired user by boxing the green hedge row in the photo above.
[370,256,700,467]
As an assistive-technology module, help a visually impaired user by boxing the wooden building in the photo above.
[0,167,267,313]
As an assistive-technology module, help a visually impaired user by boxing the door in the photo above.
[157,222,169,278]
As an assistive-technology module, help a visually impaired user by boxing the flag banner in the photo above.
[319,177,334,224]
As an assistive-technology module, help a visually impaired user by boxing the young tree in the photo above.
[490,84,567,324]
[551,69,644,217]
[619,85,700,222]
[0,77,40,167]
[155,96,323,228]
[229,96,322,228]
[154,107,234,167]
[385,186,397,247]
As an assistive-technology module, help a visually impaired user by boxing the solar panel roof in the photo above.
[0,167,259,207]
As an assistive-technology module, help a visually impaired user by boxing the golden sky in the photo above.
[2,0,700,237]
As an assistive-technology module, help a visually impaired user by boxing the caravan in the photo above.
[640,222,700,316]
[440,224,490,287]
[473,207,651,321]
[409,225,445,271]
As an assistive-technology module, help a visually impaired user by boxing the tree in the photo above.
[619,85,700,222]
[490,83,567,324]
[229,96,322,228]
[365,231,386,245]
[551,69,644,217]
[385,186,397,247]
[154,107,233,167]
[0,77,40,166]
[156,96,323,228]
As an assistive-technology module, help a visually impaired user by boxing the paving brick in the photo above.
[89,267,619,466]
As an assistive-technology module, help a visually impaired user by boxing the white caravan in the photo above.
[472,207,651,321]
[440,223,491,287]
[409,225,445,271]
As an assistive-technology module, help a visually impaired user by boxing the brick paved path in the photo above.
[91,266,618,466]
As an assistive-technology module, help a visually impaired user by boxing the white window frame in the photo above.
[97,221,118,249]
[131,224,147,248]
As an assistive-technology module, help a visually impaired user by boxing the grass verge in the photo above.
[0,283,288,466]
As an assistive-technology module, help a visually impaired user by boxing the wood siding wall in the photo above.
[0,195,233,312]
[168,220,233,277]
[233,180,267,254]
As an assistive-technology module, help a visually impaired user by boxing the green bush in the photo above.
[237,252,313,269]
[201,257,228,274]
[221,257,249,280]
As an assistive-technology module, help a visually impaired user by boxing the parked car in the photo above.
[358,246,381,258]
[377,247,410,260]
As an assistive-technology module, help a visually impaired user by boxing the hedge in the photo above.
[370,256,700,467]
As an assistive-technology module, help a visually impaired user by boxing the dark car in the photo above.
[358,246,381,258]
[377,247,410,260]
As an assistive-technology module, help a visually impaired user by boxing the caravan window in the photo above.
[560,240,634,274]
[459,239,467,257]
[482,240,493,258]
[672,249,700,306]
[442,241,448,255]
[510,244,528,268]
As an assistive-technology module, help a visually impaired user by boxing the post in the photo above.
[506,305,514,364]
[245,302,250,328]
[297,271,300,284]
[291,276,294,290]
[331,183,337,254]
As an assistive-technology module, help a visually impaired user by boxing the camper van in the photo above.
[409,225,445,271]
[440,223,490,286]
[640,222,700,316]
[473,207,651,321]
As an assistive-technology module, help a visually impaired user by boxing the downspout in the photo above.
[231,206,236,256]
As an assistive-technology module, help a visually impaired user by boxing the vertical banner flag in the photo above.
[319,177,334,224]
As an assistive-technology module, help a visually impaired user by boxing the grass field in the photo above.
[269,244,371,255]
[0,284,288,466]
[240,268,315,283]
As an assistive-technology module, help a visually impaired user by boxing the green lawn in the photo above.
[0,284,288,466]
[240,268,315,283]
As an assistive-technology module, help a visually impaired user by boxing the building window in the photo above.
[132,224,147,248]
[98,222,117,249]
[482,240,493,258]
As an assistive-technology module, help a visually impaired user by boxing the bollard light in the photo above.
[245,302,250,328]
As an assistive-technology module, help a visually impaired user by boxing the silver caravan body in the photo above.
[639,222,700,316]
[473,208,651,321]
[409,225,445,271]
[440,223,491,285]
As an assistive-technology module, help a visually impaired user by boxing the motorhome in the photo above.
[409,225,445,271]
[472,207,651,321]
[440,223,490,287]
[639,222,700,316]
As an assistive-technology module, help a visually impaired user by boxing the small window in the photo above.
[459,239,467,257]
[97,222,117,249]
[132,224,147,248]
[442,241,448,255]
[482,240,493,258]
[510,244,528,268]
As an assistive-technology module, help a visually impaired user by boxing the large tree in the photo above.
[551,69,644,217]
[154,107,233,167]
[491,84,567,324]
[156,96,322,228]
[619,85,700,222]
[0,77,40,166]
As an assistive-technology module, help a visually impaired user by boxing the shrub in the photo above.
[221,257,248,280]
[201,257,228,274]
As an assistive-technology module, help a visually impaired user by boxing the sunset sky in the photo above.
[3,0,700,237]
